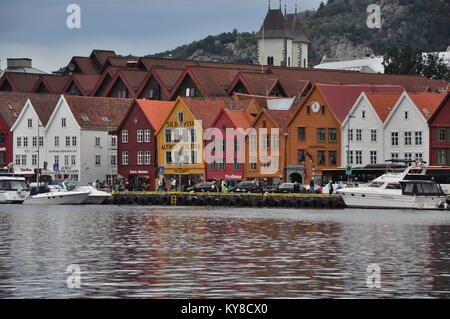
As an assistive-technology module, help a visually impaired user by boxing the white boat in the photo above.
[0,175,29,204]
[337,164,449,210]
[24,184,90,205]
[63,181,111,204]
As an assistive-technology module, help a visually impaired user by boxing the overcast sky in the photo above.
[0,0,323,72]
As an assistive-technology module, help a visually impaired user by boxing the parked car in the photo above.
[229,182,261,193]
[187,182,216,193]
[277,183,296,193]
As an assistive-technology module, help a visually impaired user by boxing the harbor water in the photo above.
[0,205,450,298]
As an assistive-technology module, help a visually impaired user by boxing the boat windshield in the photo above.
[0,180,28,191]
[368,182,384,188]
[386,183,401,190]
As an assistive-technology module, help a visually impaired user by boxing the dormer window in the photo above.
[186,88,196,97]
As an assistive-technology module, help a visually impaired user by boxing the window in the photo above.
[437,149,447,165]
[95,155,101,166]
[298,150,306,164]
[209,160,217,171]
[61,118,66,127]
[165,151,172,165]
[404,111,408,120]
[347,150,354,165]
[190,129,197,143]
[355,150,362,165]
[186,88,196,97]
[110,136,117,147]
[272,156,280,171]
[371,129,377,142]
[110,155,116,166]
[39,137,44,147]
[317,128,325,143]
[391,132,399,146]
[370,151,377,164]
[404,132,412,146]
[234,139,240,152]
[362,110,366,119]
[415,132,422,145]
[144,130,151,143]
[348,130,354,142]
[173,128,181,143]
[95,137,101,147]
[249,157,257,171]
[122,130,128,143]
[54,155,59,166]
[54,136,59,147]
[137,130,143,143]
[23,137,28,147]
[271,133,279,151]
[165,129,172,143]
[262,134,269,150]
[15,155,20,165]
[250,134,257,151]
[64,155,69,166]
[122,151,128,165]
[404,153,412,163]
[27,119,32,128]
[21,155,27,166]
[72,136,77,147]
[137,151,144,165]
[178,112,184,123]
[32,136,37,147]
[71,155,76,166]
[415,153,423,162]
[233,158,240,171]
[318,151,326,165]
[17,137,22,147]
[356,129,362,141]
[328,128,337,143]
[297,127,306,141]
[191,151,198,164]
[438,128,446,142]
[66,136,71,147]
[117,90,127,98]
[0,152,5,165]
[391,153,399,160]
[0,132,5,145]
[32,154,37,166]
[144,151,151,165]
[329,151,337,165]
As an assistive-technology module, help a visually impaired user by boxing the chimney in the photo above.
[126,60,138,68]
[7,58,32,69]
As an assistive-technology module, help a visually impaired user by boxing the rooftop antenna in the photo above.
[295,1,298,14]
[268,0,271,9]
[279,0,282,10]
[284,1,287,14]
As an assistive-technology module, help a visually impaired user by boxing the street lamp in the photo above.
[37,123,44,186]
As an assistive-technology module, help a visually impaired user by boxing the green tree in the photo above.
[422,53,450,81]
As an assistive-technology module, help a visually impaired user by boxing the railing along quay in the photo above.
[106,191,346,209]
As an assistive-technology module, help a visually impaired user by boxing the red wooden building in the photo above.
[205,107,254,187]
[117,99,173,190]
[429,91,450,166]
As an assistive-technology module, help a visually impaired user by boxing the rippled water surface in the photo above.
[1,205,450,298]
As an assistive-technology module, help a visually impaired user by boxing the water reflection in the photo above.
[0,205,450,298]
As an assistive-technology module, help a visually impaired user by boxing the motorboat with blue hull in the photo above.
[338,163,450,210]
[0,175,29,204]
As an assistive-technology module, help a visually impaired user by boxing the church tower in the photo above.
[256,2,310,68]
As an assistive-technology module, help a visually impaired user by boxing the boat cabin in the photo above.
[400,180,445,197]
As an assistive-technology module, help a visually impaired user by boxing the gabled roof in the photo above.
[365,92,403,123]
[224,110,254,130]
[63,74,102,96]
[428,91,450,124]
[32,75,71,94]
[90,49,117,67]
[0,92,34,128]
[69,57,100,74]
[136,67,183,98]
[255,9,309,43]
[103,69,148,97]
[408,92,446,120]
[0,72,41,92]
[316,83,405,123]
[62,95,134,130]
[181,97,230,129]
[135,99,173,130]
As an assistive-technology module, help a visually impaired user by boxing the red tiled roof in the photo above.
[70,74,102,95]
[317,83,405,123]
[269,67,445,93]
[139,57,263,71]
[32,95,62,126]
[117,69,148,91]
[408,92,447,119]
[0,92,33,127]
[36,75,71,94]
[152,68,184,92]
[224,110,254,130]
[63,95,134,130]
[365,92,403,123]
[136,99,173,130]
[181,97,230,129]
[187,67,244,97]
[0,72,41,92]
[71,57,99,74]
[91,50,117,66]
